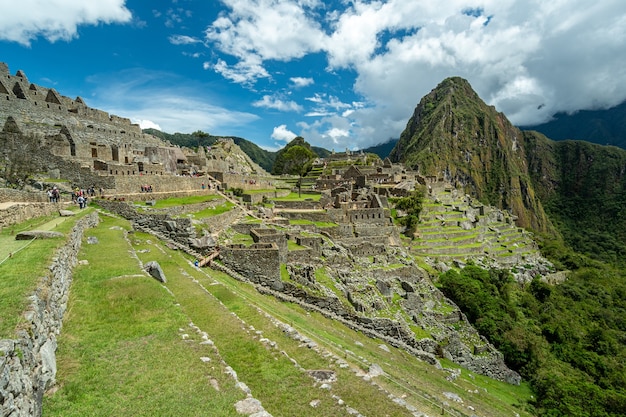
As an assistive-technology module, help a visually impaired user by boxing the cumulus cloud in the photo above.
[290,77,314,88]
[204,0,626,149]
[0,0,131,45]
[204,0,326,85]
[135,119,162,131]
[271,124,298,143]
[253,95,303,112]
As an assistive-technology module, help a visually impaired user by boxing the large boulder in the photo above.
[15,230,64,240]
[144,261,167,283]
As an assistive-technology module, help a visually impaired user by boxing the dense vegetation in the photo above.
[391,189,424,238]
[437,257,626,416]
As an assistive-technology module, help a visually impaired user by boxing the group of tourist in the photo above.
[46,187,60,202]
[140,184,153,193]
[72,188,92,209]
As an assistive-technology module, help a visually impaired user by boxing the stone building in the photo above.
[0,62,206,186]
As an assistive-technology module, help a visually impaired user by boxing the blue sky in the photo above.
[1,0,626,151]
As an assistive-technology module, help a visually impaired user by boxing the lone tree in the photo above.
[272,136,317,196]
[394,189,425,238]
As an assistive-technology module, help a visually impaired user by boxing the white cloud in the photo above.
[206,0,626,149]
[253,95,303,112]
[204,0,326,84]
[271,124,298,142]
[86,69,259,135]
[209,58,270,85]
[169,34,202,45]
[135,119,162,131]
[0,0,131,45]
[290,77,314,88]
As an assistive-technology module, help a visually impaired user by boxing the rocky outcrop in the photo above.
[0,213,99,417]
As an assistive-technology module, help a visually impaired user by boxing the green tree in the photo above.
[394,189,424,238]
[272,137,317,196]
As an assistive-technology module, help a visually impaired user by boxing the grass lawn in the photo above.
[137,194,222,208]
[190,201,235,219]
[273,192,321,202]
[289,219,338,227]
[44,214,244,416]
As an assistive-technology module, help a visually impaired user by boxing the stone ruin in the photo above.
[0,62,210,188]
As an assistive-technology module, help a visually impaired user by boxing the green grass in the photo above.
[272,192,321,201]
[0,210,86,338]
[138,194,222,208]
[289,219,338,227]
[287,240,307,250]
[44,215,244,416]
[190,201,235,218]
[230,233,254,244]
[242,189,276,194]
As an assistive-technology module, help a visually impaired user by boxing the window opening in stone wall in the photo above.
[92,148,97,158]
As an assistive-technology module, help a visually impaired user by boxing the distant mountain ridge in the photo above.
[523,101,626,149]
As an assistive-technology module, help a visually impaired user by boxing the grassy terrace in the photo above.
[289,219,337,228]
[272,192,321,201]
[0,208,86,338]
[135,194,222,209]
[41,212,533,417]
[190,201,235,219]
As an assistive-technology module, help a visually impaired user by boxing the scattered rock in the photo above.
[307,369,337,383]
[234,397,265,415]
[58,209,75,217]
[443,391,463,403]
[378,344,390,353]
[368,363,384,377]
[87,236,99,244]
[209,378,220,391]
[144,261,167,283]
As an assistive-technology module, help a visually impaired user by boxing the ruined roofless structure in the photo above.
[0,62,193,179]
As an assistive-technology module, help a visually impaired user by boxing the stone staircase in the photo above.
[413,186,540,266]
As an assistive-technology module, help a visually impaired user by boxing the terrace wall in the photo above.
[0,212,99,417]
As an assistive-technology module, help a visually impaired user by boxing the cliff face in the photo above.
[390,77,553,234]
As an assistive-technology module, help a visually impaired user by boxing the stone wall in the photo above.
[0,202,71,229]
[109,174,218,194]
[251,228,288,263]
[219,243,282,288]
[0,189,47,203]
[0,212,99,417]
[0,63,162,148]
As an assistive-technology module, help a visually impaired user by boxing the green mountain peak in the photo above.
[390,77,554,234]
